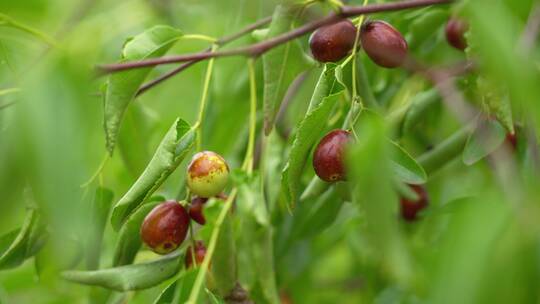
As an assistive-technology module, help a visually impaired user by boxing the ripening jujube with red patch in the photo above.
[399,185,429,221]
[140,201,190,254]
[313,129,352,182]
[185,240,208,269]
[445,18,468,51]
[189,196,208,225]
[187,151,230,198]
[309,20,358,63]
[360,20,408,68]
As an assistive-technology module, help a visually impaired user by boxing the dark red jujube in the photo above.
[309,20,358,63]
[140,201,190,254]
[313,129,352,182]
[360,20,408,68]
[399,185,429,221]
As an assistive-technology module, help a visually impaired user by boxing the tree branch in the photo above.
[135,16,272,96]
[98,0,454,74]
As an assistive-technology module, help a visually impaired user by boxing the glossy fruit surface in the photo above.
[309,20,357,63]
[187,151,229,198]
[400,185,428,221]
[189,196,208,225]
[445,18,468,51]
[185,240,207,269]
[140,201,189,254]
[313,129,351,182]
[360,20,408,68]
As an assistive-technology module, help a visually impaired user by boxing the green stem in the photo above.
[186,189,238,304]
[195,44,218,150]
[0,13,58,47]
[181,34,217,43]
[417,125,472,175]
[242,59,258,174]
[355,57,378,109]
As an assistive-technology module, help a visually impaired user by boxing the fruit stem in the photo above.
[417,124,473,175]
[242,58,258,174]
[195,44,218,151]
[186,189,238,304]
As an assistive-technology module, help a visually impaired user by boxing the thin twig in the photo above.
[135,17,272,96]
[97,0,454,74]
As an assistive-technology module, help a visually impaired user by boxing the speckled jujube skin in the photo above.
[400,185,429,221]
[187,151,229,198]
[188,196,208,225]
[185,240,207,269]
[360,20,408,68]
[140,201,190,254]
[445,18,468,51]
[309,20,358,63]
[313,129,351,182]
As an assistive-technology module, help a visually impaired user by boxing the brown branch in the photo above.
[98,0,454,74]
[135,16,272,96]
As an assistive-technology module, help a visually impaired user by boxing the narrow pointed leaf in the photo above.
[462,118,506,165]
[111,118,195,230]
[86,187,114,270]
[0,208,48,270]
[104,25,182,154]
[62,251,182,291]
[262,4,313,135]
[282,65,344,207]
[113,199,161,266]
[390,141,427,185]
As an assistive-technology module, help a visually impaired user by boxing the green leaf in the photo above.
[110,118,195,231]
[113,199,161,266]
[347,115,412,284]
[262,4,313,135]
[401,89,440,134]
[407,9,448,49]
[462,118,506,165]
[205,288,226,304]
[282,65,344,207]
[477,77,514,133]
[291,186,345,240]
[87,187,114,270]
[153,270,198,304]
[104,25,183,154]
[62,251,183,291]
[390,141,427,185]
[234,171,269,226]
[209,212,236,296]
[0,208,48,270]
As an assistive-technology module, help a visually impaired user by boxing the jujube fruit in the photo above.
[360,20,408,68]
[399,185,428,221]
[140,201,190,254]
[189,196,208,225]
[313,129,352,182]
[445,18,468,51]
[185,240,207,269]
[309,20,358,63]
[187,151,229,198]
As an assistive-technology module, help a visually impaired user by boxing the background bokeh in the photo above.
[0,0,539,303]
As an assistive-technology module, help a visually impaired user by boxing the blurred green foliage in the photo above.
[0,0,540,303]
